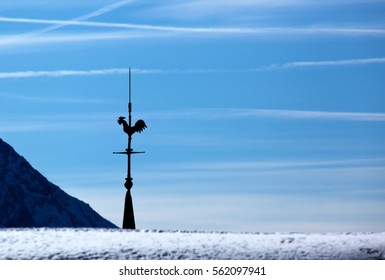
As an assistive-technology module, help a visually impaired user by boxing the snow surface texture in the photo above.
[0,228,384,260]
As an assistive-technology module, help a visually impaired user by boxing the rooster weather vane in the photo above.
[114,68,147,229]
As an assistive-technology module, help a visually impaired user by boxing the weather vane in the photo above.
[114,68,147,229]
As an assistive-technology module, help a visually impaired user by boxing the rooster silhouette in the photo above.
[117,116,147,136]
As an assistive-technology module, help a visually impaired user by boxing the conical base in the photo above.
[122,190,136,229]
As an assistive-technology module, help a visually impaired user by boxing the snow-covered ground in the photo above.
[0,228,384,260]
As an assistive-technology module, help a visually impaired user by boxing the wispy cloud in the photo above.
[2,16,385,37]
[2,107,383,134]
[74,0,136,21]
[0,68,130,79]
[261,57,385,70]
[160,0,383,10]
[1,30,169,47]
[0,0,136,46]
[2,0,385,48]
[0,92,112,104]
[143,108,385,122]
[232,108,385,122]
[0,68,226,79]
[144,0,385,21]
[1,56,385,79]
[0,113,113,133]
[162,158,385,172]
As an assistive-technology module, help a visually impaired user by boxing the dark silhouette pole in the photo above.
[114,68,147,229]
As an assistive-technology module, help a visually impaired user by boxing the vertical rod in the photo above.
[128,67,132,127]
[123,67,135,229]
[128,68,132,178]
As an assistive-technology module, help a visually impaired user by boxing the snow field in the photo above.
[0,228,384,260]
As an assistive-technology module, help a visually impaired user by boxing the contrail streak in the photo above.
[0,0,136,45]
[1,57,385,79]
[0,68,130,79]
[0,68,178,79]
[37,0,136,33]
[1,16,385,35]
[229,108,385,122]
[267,57,385,69]
[142,108,385,122]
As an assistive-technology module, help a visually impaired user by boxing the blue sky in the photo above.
[1,0,385,232]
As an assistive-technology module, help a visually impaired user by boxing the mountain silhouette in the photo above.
[0,138,117,228]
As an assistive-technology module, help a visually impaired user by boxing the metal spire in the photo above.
[114,68,147,229]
